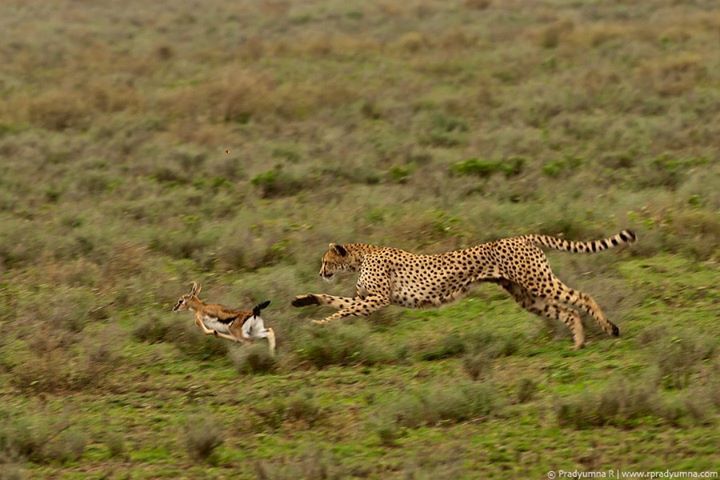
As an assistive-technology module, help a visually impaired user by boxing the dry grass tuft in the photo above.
[183,415,224,462]
[637,54,707,97]
[26,90,93,130]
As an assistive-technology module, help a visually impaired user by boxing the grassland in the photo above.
[1,0,719,478]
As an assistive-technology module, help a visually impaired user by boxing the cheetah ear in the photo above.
[329,243,348,257]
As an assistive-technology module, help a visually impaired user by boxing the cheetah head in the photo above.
[319,243,358,281]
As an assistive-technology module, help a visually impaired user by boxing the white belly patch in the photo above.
[202,316,231,334]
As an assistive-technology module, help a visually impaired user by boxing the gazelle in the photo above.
[172,282,276,355]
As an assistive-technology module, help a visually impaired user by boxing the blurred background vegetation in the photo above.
[0,0,719,478]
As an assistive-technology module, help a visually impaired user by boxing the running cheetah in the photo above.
[291,230,637,349]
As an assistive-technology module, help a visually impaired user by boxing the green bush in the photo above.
[295,323,397,368]
[251,168,308,198]
[183,415,224,462]
[0,413,86,464]
[463,352,493,381]
[542,154,583,177]
[555,379,713,429]
[516,378,538,404]
[655,332,716,389]
[420,333,466,361]
[104,432,126,459]
[253,391,326,430]
[555,381,657,429]
[380,382,499,429]
[450,156,525,178]
[230,343,277,375]
[169,322,229,361]
[133,317,172,344]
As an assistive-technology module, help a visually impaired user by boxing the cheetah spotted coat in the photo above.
[292,230,636,349]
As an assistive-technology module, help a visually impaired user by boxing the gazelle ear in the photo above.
[329,243,348,257]
[190,281,201,296]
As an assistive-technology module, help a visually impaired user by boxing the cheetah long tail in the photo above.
[526,229,637,253]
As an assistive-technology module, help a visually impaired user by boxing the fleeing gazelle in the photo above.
[173,282,276,355]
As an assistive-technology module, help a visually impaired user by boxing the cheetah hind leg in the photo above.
[528,298,585,350]
[498,280,585,349]
[555,284,620,338]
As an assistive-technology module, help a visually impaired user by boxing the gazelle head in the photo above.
[172,281,202,312]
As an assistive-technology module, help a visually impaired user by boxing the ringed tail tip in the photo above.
[619,229,637,243]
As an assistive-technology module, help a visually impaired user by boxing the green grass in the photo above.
[1,0,720,477]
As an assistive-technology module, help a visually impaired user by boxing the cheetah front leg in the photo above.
[292,293,356,309]
[292,293,390,325]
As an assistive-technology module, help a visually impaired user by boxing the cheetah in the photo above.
[291,230,637,349]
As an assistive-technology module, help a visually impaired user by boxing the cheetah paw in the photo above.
[291,295,319,308]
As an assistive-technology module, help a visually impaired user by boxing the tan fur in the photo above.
[292,231,637,349]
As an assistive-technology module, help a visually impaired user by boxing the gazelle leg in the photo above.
[265,328,276,356]
[213,331,246,343]
[195,316,216,335]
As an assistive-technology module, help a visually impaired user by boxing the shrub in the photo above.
[539,20,574,49]
[464,0,491,10]
[655,332,715,389]
[169,322,228,360]
[251,168,308,198]
[419,330,518,363]
[44,429,87,464]
[450,156,524,178]
[104,432,126,459]
[27,90,93,130]
[516,378,537,404]
[295,323,396,368]
[465,331,520,358]
[381,382,499,429]
[420,333,466,361]
[556,381,658,429]
[230,343,277,375]
[132,317,172,344]
[372,417,401,447]
[183,415,224,462]
[542,154,583,178]
[255,451,347,480]
[387,165,414,184]
[9,328,118,393]
[555,379,712,429]
[0,413,86,464]
[463,352,493,381]
[285,392,324,426]
[253,392,326,430]
[0,464,24,480]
